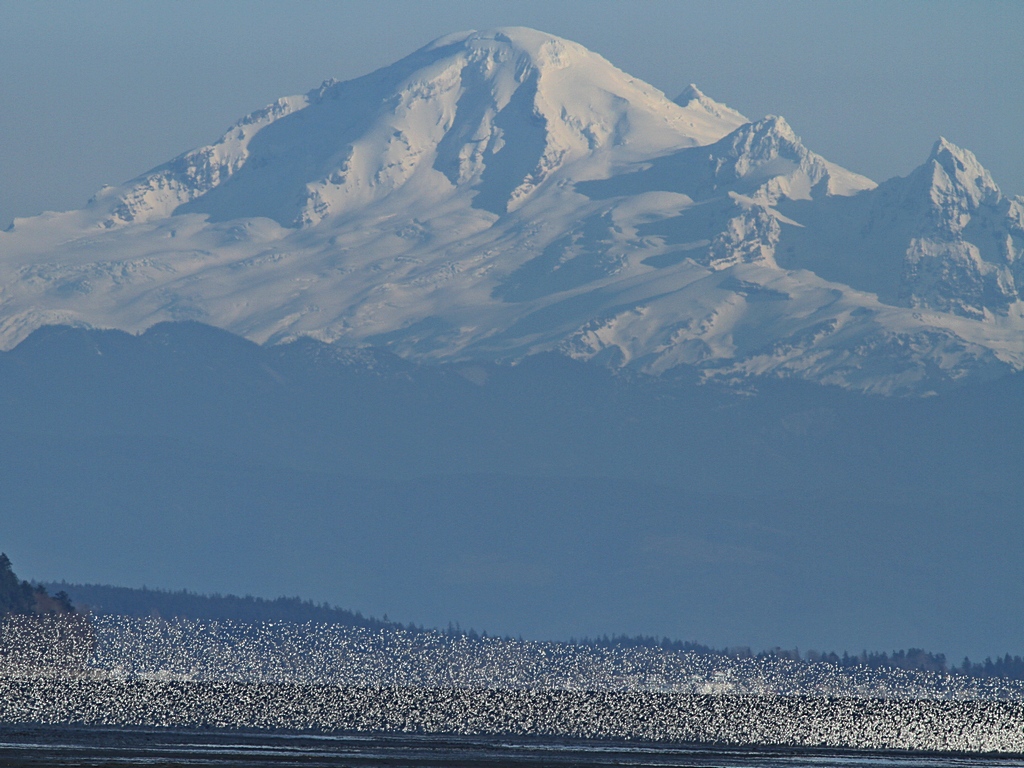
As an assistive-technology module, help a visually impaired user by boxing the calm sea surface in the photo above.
[0,726,1022,768]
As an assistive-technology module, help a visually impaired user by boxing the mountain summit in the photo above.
[2,28,1022,394]
[94,28,747,229]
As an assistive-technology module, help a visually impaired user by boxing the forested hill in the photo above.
[44,582,407,630]
[43,581,1024,683]
[0,554,73,615]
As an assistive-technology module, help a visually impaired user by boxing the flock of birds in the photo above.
[1,614,1023,752]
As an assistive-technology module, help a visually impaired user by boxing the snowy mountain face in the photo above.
[2,27,1022,395]
[776,139,1024,320]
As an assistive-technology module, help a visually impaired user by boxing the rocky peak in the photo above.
[913,138,1001,235]
[929,138,1001,206]
[710,116,874,202]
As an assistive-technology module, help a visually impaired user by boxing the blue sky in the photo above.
[1,0,1021,226]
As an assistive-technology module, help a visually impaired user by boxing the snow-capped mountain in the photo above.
[2,27,1022,394]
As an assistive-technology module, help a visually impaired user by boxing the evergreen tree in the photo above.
[0,552,36,615]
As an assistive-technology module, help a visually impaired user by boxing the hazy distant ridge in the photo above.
[3,321,1024,657]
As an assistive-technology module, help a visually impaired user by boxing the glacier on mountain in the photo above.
[1,27,1022,395]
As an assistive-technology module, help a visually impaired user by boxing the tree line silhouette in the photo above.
[4,555,1021,682]
[571,633,1024,681]
[44,580,412,630]
[0,553,73,616]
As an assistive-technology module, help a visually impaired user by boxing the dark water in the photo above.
[0,727,1022,768]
